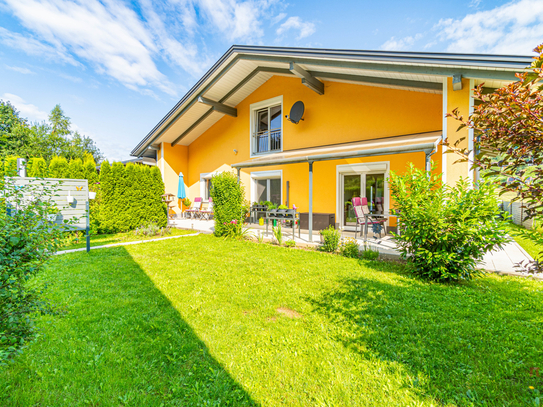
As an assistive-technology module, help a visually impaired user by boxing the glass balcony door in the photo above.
[341,172,386,228]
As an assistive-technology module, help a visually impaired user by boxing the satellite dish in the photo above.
[286,101,304,124]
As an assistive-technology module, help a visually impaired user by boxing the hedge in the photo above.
[0,156,167,234]
[210,171,245,237]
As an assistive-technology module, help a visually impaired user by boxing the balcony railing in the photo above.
[253,128,281,154]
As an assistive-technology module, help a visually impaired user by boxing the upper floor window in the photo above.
[250,96,282,156]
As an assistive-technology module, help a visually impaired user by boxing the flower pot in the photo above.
[89,191,96,200]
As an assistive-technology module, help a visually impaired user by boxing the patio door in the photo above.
[340,169,386,229]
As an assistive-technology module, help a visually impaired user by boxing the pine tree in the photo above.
[83,155,98,190]
[68,158,85,179]
[48,156,69,178]
[110,162,128,232]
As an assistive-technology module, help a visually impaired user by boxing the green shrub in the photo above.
[182,198,191,207]
[278,205,288,209]
[340,237,360,258]
[210,171,245,238]
[4,156,19,177]
[48,156,69,178]
[284,239,296,248]
[0,180,69,364]
[360,244,379,261]
[389,163,509,282]
[68,158,85,179]
[27,157,47,177]
[134,222,170,237]
[320,225,341,253]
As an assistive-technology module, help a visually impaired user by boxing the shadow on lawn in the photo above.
[1,246,257,406]
[309,266,543,406]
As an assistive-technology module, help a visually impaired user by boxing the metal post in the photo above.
[237,168,240,184]
[86,200,90,253]
[308,161,313,242]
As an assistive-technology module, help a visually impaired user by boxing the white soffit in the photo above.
[177,110,224,146]
[159,102,212,144]
[203,59,258,103]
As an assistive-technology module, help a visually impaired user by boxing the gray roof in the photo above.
[131,45,533,157]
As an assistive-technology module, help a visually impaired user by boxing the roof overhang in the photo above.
[131,45,531,157]
[231,131,442,169]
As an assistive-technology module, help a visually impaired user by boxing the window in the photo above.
[250,96,283,156]
[205,178,212,200]
[251,170,282,205]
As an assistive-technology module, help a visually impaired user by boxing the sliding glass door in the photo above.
[341,172,386,227]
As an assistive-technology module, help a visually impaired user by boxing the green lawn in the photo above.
[1,235,542,406]
[507,222,543,260]
[61,228,196,251]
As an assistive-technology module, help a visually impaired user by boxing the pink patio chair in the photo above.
[352,197,387,239]
[200,197,214,220]
[185,197,202,219]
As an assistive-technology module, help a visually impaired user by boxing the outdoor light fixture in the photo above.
[233,149,238,155]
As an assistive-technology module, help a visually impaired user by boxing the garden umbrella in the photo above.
[177,172,186,199]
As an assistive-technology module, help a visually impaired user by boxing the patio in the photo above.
[169,217,534,276]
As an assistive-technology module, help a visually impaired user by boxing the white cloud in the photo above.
[437,0,543,54]
[0,27,78,66]
[381,34,422,51]
[276,16,316,40]
[5,65,35,75]
[1,93,49,122]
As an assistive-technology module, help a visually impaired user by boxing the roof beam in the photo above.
[171,108,213,146]
[171,67,292,146]
[197,96,237,117]
[309,70,442,92]
[289,63,324,95]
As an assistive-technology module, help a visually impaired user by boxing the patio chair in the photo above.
[352,197,388,239]
[200,197,214,220]
[185,197,202,219]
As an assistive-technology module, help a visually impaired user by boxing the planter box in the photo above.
[299,213,335,231]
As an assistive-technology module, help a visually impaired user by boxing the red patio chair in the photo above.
[200,197,214,220]
[352,197,387,239]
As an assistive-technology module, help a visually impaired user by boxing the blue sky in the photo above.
[1,0,542,161]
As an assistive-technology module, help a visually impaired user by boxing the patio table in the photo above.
[264,211,300,239]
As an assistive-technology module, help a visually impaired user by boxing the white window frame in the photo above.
[250,170,282,205]
[249,95,283,158]
[200,172,216,202]
[335,162,390,230]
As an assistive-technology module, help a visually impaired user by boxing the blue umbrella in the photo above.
[177,172,186,199]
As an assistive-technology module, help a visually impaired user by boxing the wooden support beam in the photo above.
[197,96,237,117]
[289,62,324,95]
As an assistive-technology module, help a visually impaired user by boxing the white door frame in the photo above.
[336,162,389,230]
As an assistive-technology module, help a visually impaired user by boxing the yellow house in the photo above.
[131,45,529,239]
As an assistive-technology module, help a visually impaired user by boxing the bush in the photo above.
[389,163,509,282]
[134,222,170,237]
[320,225,341,253]
[284,239,296,248]
[340,237,360,258]
[27,157,47,177]
[360,244,379,261]
[210,171,245,237]
[0,180,69,364]
[68,158,85,179]
[48,156,69,178]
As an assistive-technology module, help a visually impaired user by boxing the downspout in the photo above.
[308,161,313,242]
[237,168,241,184]
[426,139,440,174]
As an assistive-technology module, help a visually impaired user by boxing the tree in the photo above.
[48,104,71,138]
[0,101,31,158]
[210,171,245,237]
[27,157,47,177]
[445,44,543,222]
[67,158,85,179]
[445,44,543,269]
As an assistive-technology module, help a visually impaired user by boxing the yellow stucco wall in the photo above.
[160,75,462,221]
[445,77,471,185]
